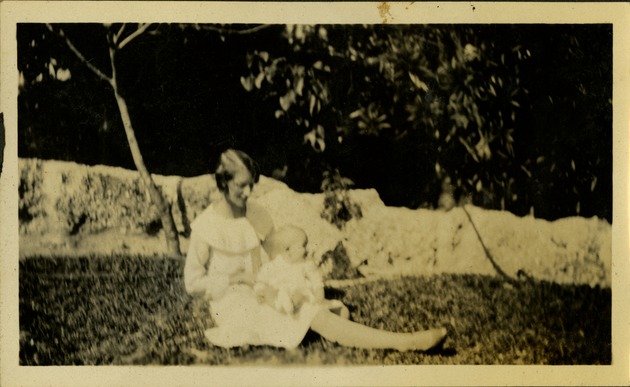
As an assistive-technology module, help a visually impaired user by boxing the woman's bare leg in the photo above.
[310,310,447,352]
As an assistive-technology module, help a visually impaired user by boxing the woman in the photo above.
[184,149,447,351]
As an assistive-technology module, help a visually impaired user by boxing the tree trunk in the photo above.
[111,90,182,257]
[109,45,181,257]
[48,24,183,257]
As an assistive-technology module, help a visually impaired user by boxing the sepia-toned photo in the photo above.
[1,2,628,386]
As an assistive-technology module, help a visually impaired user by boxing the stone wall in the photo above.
[18,158,612,287]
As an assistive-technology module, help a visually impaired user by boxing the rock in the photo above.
[17,158,613,287]
[463,206,611,287]
[254,189,342,263]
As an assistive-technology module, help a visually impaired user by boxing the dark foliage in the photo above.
[20,255,611,365]
[320,169,362,230]
[319,242,361,280]
[18,24,612,222]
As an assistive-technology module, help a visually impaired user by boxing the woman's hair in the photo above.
[215,149,260,192]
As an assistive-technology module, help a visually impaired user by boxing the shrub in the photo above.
[319,241,361,280]
[18,159,45,226]
[55,171,162,235]
[320,169,362,230]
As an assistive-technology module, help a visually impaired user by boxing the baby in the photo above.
[255,225,348,318]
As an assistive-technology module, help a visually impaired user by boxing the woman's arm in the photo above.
[183,232,230,299]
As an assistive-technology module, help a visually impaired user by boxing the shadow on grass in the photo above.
[19,255,611,365]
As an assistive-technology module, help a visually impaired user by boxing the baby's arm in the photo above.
[304,262,325,302]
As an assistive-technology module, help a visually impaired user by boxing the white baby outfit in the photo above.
[255,255,324,315]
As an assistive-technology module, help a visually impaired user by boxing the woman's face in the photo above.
[225,169,254,208]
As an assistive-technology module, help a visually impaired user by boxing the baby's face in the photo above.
[284,234,308,264]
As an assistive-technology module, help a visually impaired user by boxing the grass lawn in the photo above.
[19,255,611,365]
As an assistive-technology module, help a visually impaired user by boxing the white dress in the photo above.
[184,201,325,349]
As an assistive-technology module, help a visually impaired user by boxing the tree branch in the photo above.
[462,205,520,285]
[197,24,273,35]
[113,23,126,45]
[118,23,151,50]
[45,23,113,85]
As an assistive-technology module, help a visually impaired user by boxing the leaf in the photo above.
[259,51,269,63]
[318,26,328,41]
[295,77,304,96]
[591,177,598,191]
[452,113,469,129]
[317,138,326,152]
[510,100,520,108]
[274,110,284,119]
[304,130,316,146]
[476,180,482,192]
[313,60,323,70]
[240,75,253,92]
[279,94,291,112]
[245,53,254,69]
[254,72,265,89]
[349,109,362,119]
[309,94,317,116]
[264,64,276,83]
[304,129,325,152]
[458,137,479,163]
[408,72,429,91]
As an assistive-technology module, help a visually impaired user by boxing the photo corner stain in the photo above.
[378,2,393,24]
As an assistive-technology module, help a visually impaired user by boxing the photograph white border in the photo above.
[1,2,628,386]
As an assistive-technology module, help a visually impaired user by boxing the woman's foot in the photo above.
[398,327,448,352]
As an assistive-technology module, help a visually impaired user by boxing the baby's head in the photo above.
[264,225,308,264]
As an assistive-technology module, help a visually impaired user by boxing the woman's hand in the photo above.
[229,269,255,286]
[256,284,279,304]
